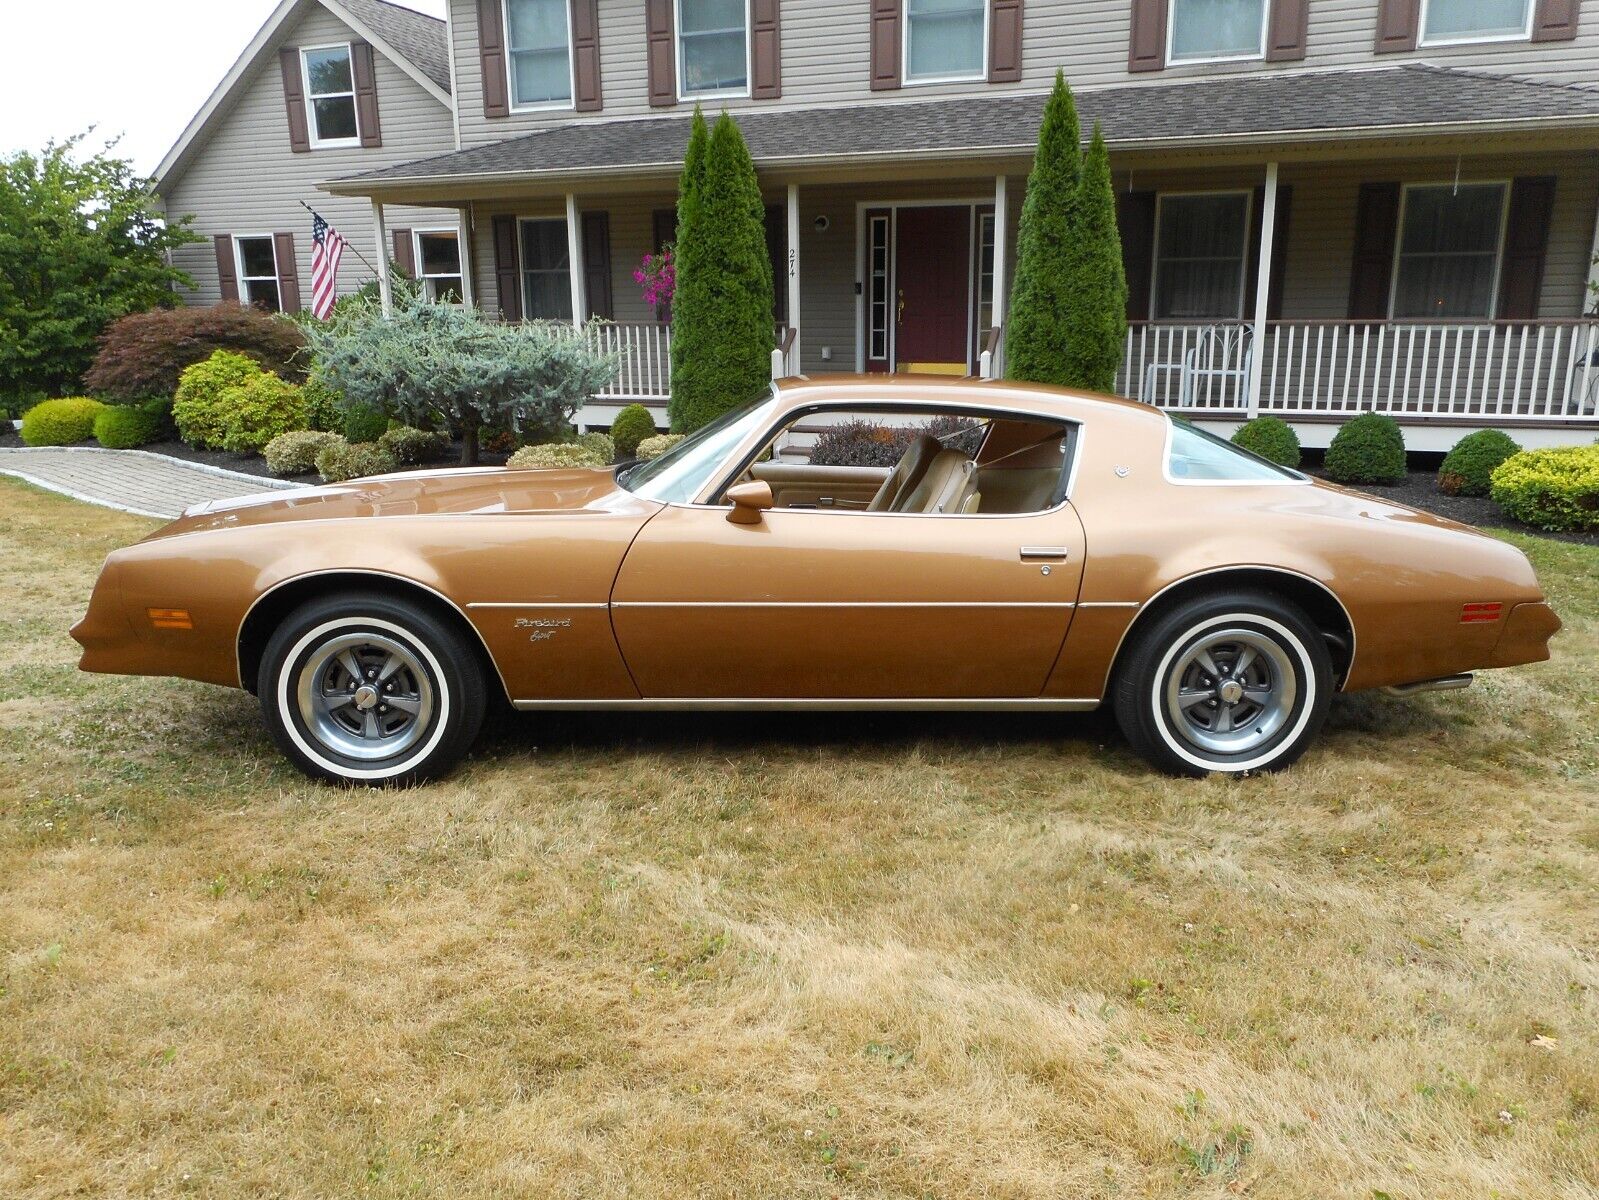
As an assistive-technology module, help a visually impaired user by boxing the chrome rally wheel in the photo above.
[1113,591,1333,777]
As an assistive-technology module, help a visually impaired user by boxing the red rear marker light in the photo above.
[1461,603,1503,624]
[148,608,193,631]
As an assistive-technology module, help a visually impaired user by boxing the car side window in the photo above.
[1166,419,1303,483]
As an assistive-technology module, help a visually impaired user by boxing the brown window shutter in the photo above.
[1265,0,1308,60]
[478,0,510,118]
[1498,176,1556,319]
[647,0,677,107]
[1244,185,1294,319]
[581,212,614,320]
[988,0,1023,81]
[391,228,416,277]
[751,0,782,99]
[351,42,383,147]
[1347,182,1401,319]
[870,0,901,90]
[215,236,241,302]
[273,233,302,312]
[1532,0,1580,40]
[279,49,311,152]
[492,215,523,321]
[1128,0,1168,72]
[570,0,603,111]
[1373,0,1419,52]
[1116,190,1157,321]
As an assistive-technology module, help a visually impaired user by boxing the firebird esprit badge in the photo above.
[514,616,572,642]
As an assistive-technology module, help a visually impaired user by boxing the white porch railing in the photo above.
[581,321,672,401]
[1119,320,1599,422]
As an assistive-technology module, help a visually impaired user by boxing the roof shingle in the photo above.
[338,0,450,94]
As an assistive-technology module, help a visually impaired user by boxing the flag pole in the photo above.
[299,200,384,280]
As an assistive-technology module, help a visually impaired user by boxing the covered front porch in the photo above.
[330,66,1599,449]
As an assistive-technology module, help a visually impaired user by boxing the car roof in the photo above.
[770,373,1168,429]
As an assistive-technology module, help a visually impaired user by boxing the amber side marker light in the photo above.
[1460,602,1504,624]
[148,608,194,630]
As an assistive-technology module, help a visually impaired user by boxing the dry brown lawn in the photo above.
[1,476,1596,1199]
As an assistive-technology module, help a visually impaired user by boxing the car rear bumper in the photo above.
[1489,601,1561,669]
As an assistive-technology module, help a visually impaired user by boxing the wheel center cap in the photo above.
[353,684,380,711]
[1217,679,1244,705]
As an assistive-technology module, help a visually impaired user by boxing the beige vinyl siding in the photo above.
[451,0,1599,148]
[163,5,460,307]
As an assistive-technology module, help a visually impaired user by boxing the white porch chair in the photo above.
[1139,325,1253,409]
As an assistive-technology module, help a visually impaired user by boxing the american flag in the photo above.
[309,210,347,319]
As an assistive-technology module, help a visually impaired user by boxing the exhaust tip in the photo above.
[1383,673,1474,698]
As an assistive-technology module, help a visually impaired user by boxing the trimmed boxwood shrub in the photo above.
[84,302,307,403]
[611,404,657,458]
[377,425,449,465]
[343,402,389,443]
[265,430,344,476]
[173,351,264,449]
[1489,445,1599,532]
[20,397,106,445]
[507,443,607,470]
[1438,429,1520,497]
[301,375,344,433]
[636,433,685,461]
[93,399,165,449]
[218,374,307,454]
[576,431,615,463]
[315,440,398,483]
[1324,413,1406,484]
[1230,416,1301,468]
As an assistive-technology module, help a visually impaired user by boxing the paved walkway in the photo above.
[0,446,295,520]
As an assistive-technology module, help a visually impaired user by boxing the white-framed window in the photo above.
[234,236,283,312]
[975,209,996,339]
[1152,191,1253,319]
[904,0,988,83]
[677,0,750,98]
[867,214,891,362]
[1390,182,1509,319]
[302,43,360,146]
[1167,0,1268,63]
[504,0,574,109]
[1419,0,1533,45]
[519,217,573,320]
[414,230,465,304]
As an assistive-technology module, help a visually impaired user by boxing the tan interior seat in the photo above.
[867,434,940,512]
[897,450,976,514]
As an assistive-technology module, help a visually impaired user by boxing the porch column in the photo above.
[786,183,801,373]
[565,193,585,329]
[370,199,393,317]
[457,205,476,308]
[1245,161,1279,419]
[989,174,1009,379]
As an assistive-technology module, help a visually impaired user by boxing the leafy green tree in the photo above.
[668,112,774,433]
[0,134,198,404]
[667,107,710,425]
[1005,71,1081,387]
[1061,125,1127,393]
[305,293,617,465]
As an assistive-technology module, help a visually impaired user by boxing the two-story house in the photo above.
[158,0,1599,447]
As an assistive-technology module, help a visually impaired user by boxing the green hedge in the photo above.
[611,404,657,458]
[1489,445,1599,532]
[377,426,449,465]
[315,440,398,483]
[218,374,306,454]
[1230,417,1301,468]
[507,443,607,469]
[343,403,388,443]
[1438,429,1520,497]
[93,400,165,449]
[173,351,264,449]
[265,430,344,476]
[1324,413,1406,484]
[20,397,106,446]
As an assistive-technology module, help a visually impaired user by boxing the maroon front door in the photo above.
[894,206,972,374]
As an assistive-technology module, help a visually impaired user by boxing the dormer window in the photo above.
[1419,0,1533,44]
[302,44,360,145]
[506,0,574,108]
[904,0,988,83]
[1167,0,1267,62]
[678,0,749,98]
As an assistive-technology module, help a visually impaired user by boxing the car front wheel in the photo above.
[1112,590,1333,777]
[258,592,487,786]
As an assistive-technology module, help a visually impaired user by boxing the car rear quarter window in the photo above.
[1167,419,1303,483]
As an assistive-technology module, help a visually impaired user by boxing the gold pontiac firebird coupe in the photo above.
[73,376,1560,784]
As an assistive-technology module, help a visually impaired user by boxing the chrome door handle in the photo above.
[1019,546,1069,561]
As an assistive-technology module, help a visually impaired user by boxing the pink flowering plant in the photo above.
[634,248,675,309]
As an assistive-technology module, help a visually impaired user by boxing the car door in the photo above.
[609,501,1087,700]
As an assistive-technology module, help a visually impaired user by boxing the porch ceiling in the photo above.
[323,65,1599,204]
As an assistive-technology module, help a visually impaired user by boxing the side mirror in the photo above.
[725,480,774,525]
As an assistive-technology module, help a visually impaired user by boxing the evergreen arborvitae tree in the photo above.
[668,113,774,433]
[1062,124,1127,393]
[667,107,710,429]
[1004,70,1081,387]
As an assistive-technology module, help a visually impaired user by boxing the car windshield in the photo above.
[1167,418,1304,483]
[619,392,778,504]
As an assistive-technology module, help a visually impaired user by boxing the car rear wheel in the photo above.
[1112,590,1332,777]
[258,593,486,786]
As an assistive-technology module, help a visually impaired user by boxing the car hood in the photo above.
[146,466,654,540]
